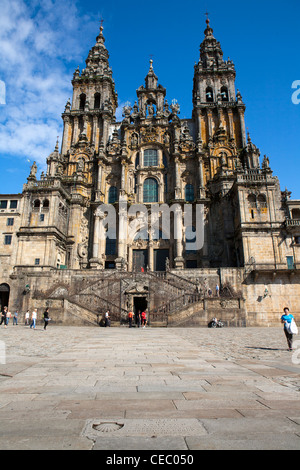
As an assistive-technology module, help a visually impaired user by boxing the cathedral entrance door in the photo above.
[154,249,169,272]
[133,249,148,272]
[133,296,148,326]
[0,284,10,311]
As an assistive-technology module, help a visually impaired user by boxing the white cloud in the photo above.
[0,0,98,170]
[0,81,6,105]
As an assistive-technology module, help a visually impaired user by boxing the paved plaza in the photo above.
[0,325,300,450]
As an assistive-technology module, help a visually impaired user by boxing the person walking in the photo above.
[136,310,141,328]
[104,310,110,327]
[25,310,30,326]
[30,309,37,329]
[13,310,19,326]
[141,310,147,328]
[0,307,7,328]
[6,309,11,326]
[281,307,296,351]
[43,308,50,330]
[128,310,133,328]
[216,284,220,297]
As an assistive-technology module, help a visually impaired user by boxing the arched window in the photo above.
[292,209,300,219]
[257,194,267,209]
[43,199,50,209]
[108,186,118,204]
[79,93,86,111]
[144,149,158,167]
[94,93,101,109]
[206,87,214,103]
[221,86,229,102]
[248,194,256,208]
[143,178,158,203]
[185,184,195,202]
[248,194,256,219]
[33,199,40,210]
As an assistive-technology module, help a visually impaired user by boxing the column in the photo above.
[92,214,100,260]
[90,210,106,269]
[116,197,128,271]
[197,112,203,144]
[148,227,154,272]
[102,116,110,147]
[198,157,205,198]
[96,163,103,201]
[207,110,213,140]
[238,108,247,148]
[92,115,98,148]
[174,158,181,199]
[121,161,126,194]
[72,116,79,145]
[227,109,234,140]
[61,116,71,155]
[149,241,154,272]
[174,205,184,269]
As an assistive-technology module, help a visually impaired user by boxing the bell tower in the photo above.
[192,18,247,185]
[61,24,118,158]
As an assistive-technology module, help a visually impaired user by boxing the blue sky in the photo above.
[0,0,299,198]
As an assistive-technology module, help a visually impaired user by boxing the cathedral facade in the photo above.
[0,20,299,326]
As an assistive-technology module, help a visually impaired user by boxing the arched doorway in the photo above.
[0,284,10,311]
[134,296,148,325]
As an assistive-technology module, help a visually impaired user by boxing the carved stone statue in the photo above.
[29,161,37,179]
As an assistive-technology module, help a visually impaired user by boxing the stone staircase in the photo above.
[36,269,245,328]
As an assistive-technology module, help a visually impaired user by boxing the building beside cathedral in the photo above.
[0,19,299,326]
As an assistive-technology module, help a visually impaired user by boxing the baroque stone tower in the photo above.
[193,18,248,187]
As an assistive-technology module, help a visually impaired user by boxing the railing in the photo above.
[237,169,270,184]
[151,293,202,320]
[69,292,127,323]
[286,219,300,227]
[166,271,199,292]
[147,271,198,294]
[139,271,185,297]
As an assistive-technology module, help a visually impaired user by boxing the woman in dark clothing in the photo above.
[0,307,7,328]
[43,308,50,330]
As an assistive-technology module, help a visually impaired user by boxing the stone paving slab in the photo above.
[82,418,207,440]
[185,434,300,451]
[93,436,188,451]
[0,326,299,450]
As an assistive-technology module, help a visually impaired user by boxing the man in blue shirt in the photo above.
[281,307,294,351]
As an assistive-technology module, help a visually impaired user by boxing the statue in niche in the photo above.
[56,163,64,176]
[77,157,84,173]
[131,133,138,148]
[219,151,227,167]
[163,132,170,146]
[147,103,155,116]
